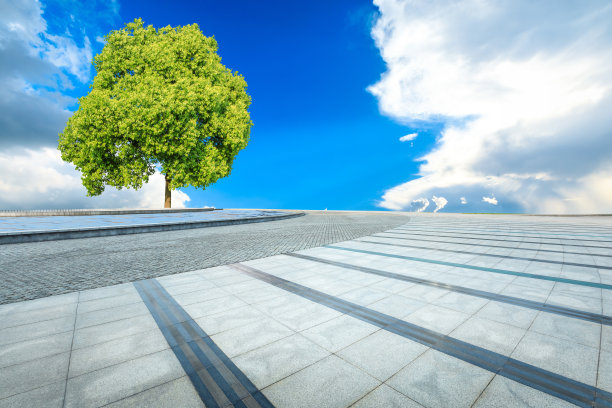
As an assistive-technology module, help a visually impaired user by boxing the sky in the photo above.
[0,0,611,213]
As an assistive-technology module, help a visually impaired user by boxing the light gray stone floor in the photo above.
[0,213,611,407]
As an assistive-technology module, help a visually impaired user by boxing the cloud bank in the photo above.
[0,148,190,209]
[370,0,612,213]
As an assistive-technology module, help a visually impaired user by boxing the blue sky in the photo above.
[1,0,611,213]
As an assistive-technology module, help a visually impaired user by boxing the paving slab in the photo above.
[1,212,611,407]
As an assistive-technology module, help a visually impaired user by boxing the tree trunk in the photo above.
[164,175,171,208]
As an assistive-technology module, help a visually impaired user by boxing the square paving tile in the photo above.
[0,330,73,369]
[68,328,169,378]
[352,384,425,408]
[529,312,601,348]
[337,329,428,381]
[233,333,330,388]
[0,381,66,408]
[0,352,70,400]
[450,316,526,355]
[404,304,470,335]
[210,317,294,358]
[472,375,576,408]
[598,350,612,393]
[0,315,75,347]
[262,354,379,408]
[194,305,268,336]
[367,294,425,319]
[301,315,379,353]
[387,350,494,408]
[104,376,205,408]
[511,331,599,385]
[64,349,185,408]
[475,301,538,329]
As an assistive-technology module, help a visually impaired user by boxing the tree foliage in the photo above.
[58,19,252,201]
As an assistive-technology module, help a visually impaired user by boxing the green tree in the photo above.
[58,19,252,208]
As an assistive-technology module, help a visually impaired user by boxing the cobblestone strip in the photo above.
[0,213,410,304]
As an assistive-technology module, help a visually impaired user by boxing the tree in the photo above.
[58,19,252,208]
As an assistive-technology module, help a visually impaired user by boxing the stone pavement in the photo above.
[0,212,409,304]
[0,213,611,407]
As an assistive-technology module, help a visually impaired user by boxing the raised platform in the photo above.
[0,210,304,244]
[0,208,217,217]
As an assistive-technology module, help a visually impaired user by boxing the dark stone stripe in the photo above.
[286,252,612,326]
[384,230,612,251]
[396,226,612,243]
[357,238,612,270]
[228,263,612,408]
[326,245,612,291]
[134,279,274,408]
[376,232,612,258]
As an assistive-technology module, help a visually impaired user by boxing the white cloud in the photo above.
[460,197,467,204]
[482,196,498,205]
[409,197,429,212]
[399,133,418,142]
[432,195,447,212]
[371,0,612,214]
[0,148,191,209]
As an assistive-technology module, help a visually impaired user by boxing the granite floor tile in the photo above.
[272,302,342,332]
[64,349,185,408]
[0,381,65,408]
[194,305,267,336]
[387,350,494,408]
[598,350,612,393]
[450,316,526,355]
[338,330,428,381]
[262,354,379,408]
[76,292,143,314]
[511,331,599,385]
[210,317,294,358]
[0,302,77,330]
[404,304,470,335]
[182,295,248,319]
[233,333,330,389]
[75,301,150,330]
[351,384,425,408]
[367,295,425,319]
[0,293,78,316]
[72,314,158,350]
[0,315,75,347]
[400,284,450,303]
[104,376,205,408]
[475,301,538,329]
[0,352,70,400]
[432,292,489,314]
[472,375,576,408]
[78,283,138,303]
[301,315,379,353]
[0,330,73,369]
[69,328,169,378]
[529,312,601,348]
[337,287,390,306]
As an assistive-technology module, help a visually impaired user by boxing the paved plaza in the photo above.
[0,212,611,407]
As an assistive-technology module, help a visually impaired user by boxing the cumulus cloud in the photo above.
[408,197,429,212]
[482,196,498,205]
[372,0,612,214]
[399,133,418,142]
[0,148,190,210]
[460,197,467,204]
[432,195,447,212]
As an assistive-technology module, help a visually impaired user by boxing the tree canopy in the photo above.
[58,19,252,207]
